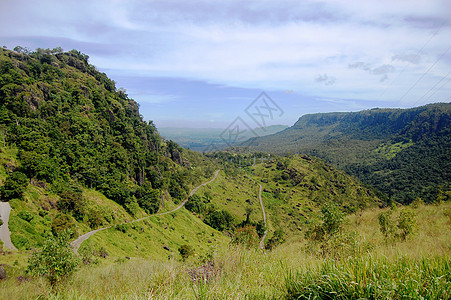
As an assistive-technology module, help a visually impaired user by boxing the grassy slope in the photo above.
[186,155,380,245]
[1,202,449,299]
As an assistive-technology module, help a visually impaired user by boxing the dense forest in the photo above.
[243,104,451,204]
[0,47,218,216]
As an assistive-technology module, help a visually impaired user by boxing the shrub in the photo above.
[27,231,79,286]
[265,229,285,250]
[397,209,416,240]
[378,206,416,241]
[1,171,28,200]
[321,202,344,234]
[51,213,77,238]
[378,209,395,239]
[17,211,34,222]
[185,194,205,214]
[178,244,194,261]
[231,225,259,248]
[136,187,161,214]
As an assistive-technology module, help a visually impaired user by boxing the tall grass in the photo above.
[1,202,450,299]
[285,255,450,299]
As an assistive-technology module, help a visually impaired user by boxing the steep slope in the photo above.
[0,47,220,253]
[244,104,451,204]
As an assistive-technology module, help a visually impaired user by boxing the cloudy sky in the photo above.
[1,0,450,128]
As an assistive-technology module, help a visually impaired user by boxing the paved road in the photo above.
[70,170,220,253]
[0,201,17,250]
[258,183,268,250]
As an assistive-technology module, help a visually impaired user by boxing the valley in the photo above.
[0,47,449,299]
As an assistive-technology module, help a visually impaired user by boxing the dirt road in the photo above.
[0,201,17,250]
[70,170,220,253]
[258,183,268,250]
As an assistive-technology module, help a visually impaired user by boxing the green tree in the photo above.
[51,213,77,238]
[321,202,344,234]
[397,209,416,241]
[27,231,79,286]
[1,171,28,200]
[378,209,395,239]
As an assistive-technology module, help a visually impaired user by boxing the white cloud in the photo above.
[1,0,450,109]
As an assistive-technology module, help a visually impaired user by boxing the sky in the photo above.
[1,0,450,129]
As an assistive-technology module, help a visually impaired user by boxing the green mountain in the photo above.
[0,47,381,257]
[0,47,221,250]
[243,104,451,204]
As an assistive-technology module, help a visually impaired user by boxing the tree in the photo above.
[397,209,416,241]
[321,202,344,234]
[1,171,28,200]
[27,231,79,287]
[378,209,395,239]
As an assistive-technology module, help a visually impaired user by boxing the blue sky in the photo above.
[1,0,450,128]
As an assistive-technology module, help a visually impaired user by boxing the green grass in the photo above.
[80,208,229,261]
[285,255,450,299]
[1,201,449,299]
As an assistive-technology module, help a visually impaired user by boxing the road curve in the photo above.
[0,201,17,250]
[258,183,268,250]
[70,170,220,253]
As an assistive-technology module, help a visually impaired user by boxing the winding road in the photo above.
[70,170,220,253]
[258,184,268,250]
[0,201,17,250]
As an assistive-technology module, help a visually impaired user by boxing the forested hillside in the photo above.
[0,47,218,221]
[243,104,451,204]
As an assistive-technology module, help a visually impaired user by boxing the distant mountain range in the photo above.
[159,125,288,152]
[243,103,451,204]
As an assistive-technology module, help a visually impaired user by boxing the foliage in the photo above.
[27,231,79,286]
[397,209,416,241]
[230,225,259,248]
[51,213,77,238]
[203,207,234,232]
[265,229,285,250]
[378,208,395,239]
[0,47,219,220]
[0,171,28,200]
[17,211,34,222]
[285,256,450,300]
[178,244,194,261]
[320,202,344,234]
[378,205,417,241]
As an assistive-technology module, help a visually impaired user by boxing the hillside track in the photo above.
[70,170,220,253]
[0,201,18,250]
[258,183,268,250]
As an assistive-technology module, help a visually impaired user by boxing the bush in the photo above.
[27,231,79,286]
[321,202,344,234]
[397,209,416,240]
[231,225,259,249]
[265,229,285,250]
[185,194,205,214]
[378,209,395,239]
[51,214,77,238]
[1,171,28,200]
[378,206,416,241]
[178,244,194,261]
[136,187,160,214]
[17,211,34,222]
